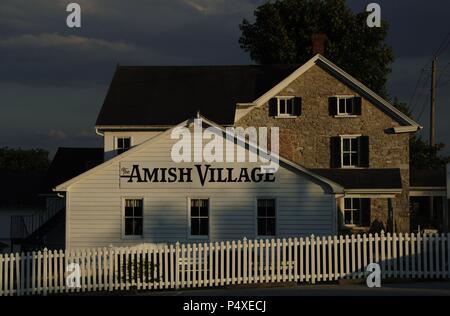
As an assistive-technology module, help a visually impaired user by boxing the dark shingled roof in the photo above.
[96,65,300,126]
[310,168,403,189]
[410,169,446,187]
[45,147,103,191]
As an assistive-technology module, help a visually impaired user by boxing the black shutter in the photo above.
[268,98,278,117]
[328,97,337,116]
[361,198,371,227]
[353,97,362,115]
[330,136,341,168]
[293,97,302,116]
[359,136,369,167]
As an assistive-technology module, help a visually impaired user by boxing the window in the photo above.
[278,97,295,116]
[268,97,301,117]
[330,136,369,168]
[124,199,143,236]
[337,97,354,116]
[117,137,131,154]
[257,199,276,236]
[190,199,209,237]
[341,136,359,168]
[343,198,371,227]
[329,96,361,116]
[343,198,361,226]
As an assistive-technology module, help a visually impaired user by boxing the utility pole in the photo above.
[430,58,437,147]
[429,58,437,227]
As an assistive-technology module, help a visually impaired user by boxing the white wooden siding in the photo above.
[67,129,335,249]
[103,131,163,160]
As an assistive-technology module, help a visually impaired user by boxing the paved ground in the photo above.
[116,281,450,296]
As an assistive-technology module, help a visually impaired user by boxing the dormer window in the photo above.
[116,137,131,155]
[329,96,362,117]
[268,96,302,118]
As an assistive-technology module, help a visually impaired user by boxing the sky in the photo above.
[0,0,449,157]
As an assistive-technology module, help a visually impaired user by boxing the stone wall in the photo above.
[236,64,411,232]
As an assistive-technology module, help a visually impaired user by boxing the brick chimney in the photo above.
[311,33,327,56]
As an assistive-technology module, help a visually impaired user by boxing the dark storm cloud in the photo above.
[0,0,449,153]
[0,0,262,86]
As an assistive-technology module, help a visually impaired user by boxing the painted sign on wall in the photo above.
[119,163,276,188]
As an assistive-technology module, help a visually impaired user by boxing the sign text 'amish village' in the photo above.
[120,164,275,186]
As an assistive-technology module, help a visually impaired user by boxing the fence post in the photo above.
[108,247,114,291]
[404,233,409,279]
[42,248,48,296]
[310,235,315,284]
[16,252,22,296]
[0,253,3,296]
[380,231,385,278]
[175,242,180,289]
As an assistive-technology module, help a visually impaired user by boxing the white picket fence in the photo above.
[1,232,449,296]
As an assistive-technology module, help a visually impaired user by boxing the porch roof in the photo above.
[309,168,402,190]
[410,169,446,188]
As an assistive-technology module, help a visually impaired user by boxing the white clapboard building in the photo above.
[55,117,342,249]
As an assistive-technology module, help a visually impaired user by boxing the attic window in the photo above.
[338,97,355,115]
[117,137,131,155]
[269,97,302,117]
[329,96,362,116]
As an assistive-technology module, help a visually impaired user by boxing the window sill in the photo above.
[121,235,144,240]
[334,115,358,118]
[343,225,370,230]
[275,115,298,119]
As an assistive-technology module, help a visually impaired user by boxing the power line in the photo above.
[437,60,450,84]
[409,32,450,117]
[411,71,430,114]
[432,32,450,58]
[408,67,426,112]
[439,77,450,87]
[416,91,430,122]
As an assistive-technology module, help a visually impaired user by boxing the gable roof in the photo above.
[250,54,421,129]
[56,115,343,193]
[96,55,421,131]
[96,64,299,127]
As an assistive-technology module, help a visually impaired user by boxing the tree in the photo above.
[0,147,50,205]
[392,99,450,170]
[239,0,394,96]
[0,147,49,172]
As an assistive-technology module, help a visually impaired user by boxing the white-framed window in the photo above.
[116,137,131,154]
[341,135,360,168]
[343,198,361,226]
[257,199,276,236]
[337,96,355,116]
[189,199,209,237]
[123,198,143,237]
[277,97,296,117]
